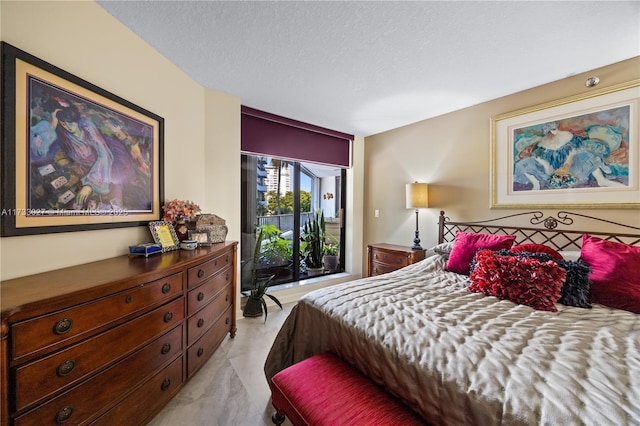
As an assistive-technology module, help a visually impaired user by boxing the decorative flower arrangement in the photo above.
[162,199,201,222]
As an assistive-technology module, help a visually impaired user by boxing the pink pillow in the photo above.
[469,250,566,312]
[580,234,640,314]
[511,243,563,260]
[446,231,516,275]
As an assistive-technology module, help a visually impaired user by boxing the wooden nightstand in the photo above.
[367,243,426,277]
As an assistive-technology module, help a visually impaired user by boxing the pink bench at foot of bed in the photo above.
[270,352,426,426]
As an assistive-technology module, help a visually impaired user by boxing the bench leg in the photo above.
[272,411,286,425]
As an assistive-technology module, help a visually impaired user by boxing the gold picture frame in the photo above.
[491,79,639,209]
[149,221,180,252]
[1,42,164,236]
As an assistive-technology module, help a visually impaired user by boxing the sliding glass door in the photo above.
[241,154,345,291]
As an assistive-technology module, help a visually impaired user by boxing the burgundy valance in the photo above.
[241,106,353,168]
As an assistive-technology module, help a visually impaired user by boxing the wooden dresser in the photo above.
[367,243,426,277]
[0,242,237,426]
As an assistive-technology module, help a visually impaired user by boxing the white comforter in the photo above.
[264,255,640,426]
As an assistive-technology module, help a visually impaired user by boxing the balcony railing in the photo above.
[257,212,313,233]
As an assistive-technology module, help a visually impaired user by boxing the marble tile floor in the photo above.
[148,302,295,426]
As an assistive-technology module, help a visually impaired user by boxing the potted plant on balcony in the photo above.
[323,238,340,273]
[301,209,326,276]
[258,224,293,280]
[242,225,283,321]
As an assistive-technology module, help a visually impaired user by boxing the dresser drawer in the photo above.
[187,306,232,378]
[187,268,232,315]
[13,298,184,412]
[11,272,184,361]
[369,262,402,276]
[187,286,232,346]
[370,248,409,268]
[14,325,183,426]
[367,244,425,277]
[2,243,238,426]
[187,251,232,289]
[90,356,183,426]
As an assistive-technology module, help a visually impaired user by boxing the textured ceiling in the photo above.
[96,1,640,136]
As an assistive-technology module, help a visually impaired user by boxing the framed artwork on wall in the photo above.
[491,79,639,209]
[1,42,165,236]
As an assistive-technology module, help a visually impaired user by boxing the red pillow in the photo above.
[580,234,640,314]
[446,231,516,275]
[511,243,563,260]
[469,250,566,312]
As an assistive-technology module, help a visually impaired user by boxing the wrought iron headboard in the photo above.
[438,210,640,251]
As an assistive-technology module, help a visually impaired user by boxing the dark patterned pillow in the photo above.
[469,249,566,312]
[472,249,592,309]
[556,259,592,309]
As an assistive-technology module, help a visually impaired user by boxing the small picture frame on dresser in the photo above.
[189,230,212,246]
[149,221,180,252]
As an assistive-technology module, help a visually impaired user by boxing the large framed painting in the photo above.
[1,42,164,236]
[491,79,639,209]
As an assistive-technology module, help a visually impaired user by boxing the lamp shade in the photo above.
[406,182,429,209]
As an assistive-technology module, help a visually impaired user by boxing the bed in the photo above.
[264,210,640,426]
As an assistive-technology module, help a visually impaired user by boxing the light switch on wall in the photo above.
[374,209,380,218]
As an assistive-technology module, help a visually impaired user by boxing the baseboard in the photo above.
[236,272,359,317]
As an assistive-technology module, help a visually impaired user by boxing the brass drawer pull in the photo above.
[225,294,230,302]
[197,292,204,301]
[125,295,132,304]
[53,318,73,335]
[197,269,205,278]
[226,272,230,281]
[161,378,171,391]
[397,258,403,264]
[57,360,76,377]
[163,312,173,323]
[162,283,171,294]
[225,317,230,325]
[197,347,204,357]
[55,405,74,423]
[197,318,204,328]
[161,343,171,355]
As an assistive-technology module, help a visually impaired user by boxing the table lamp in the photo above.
[406,182,429,250]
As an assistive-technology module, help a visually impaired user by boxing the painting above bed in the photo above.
[491,79,640,209]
